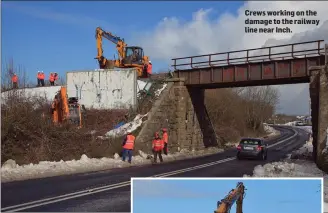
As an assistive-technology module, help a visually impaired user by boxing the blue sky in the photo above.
[1,1,243,82]
[132,179,322,213]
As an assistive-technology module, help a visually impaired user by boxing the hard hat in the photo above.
[162,128,167,132]
[127,131,132,135]
[149,60,151,63]
[37,71,40,73]
[13,73,16,75]
[41,71,44,73]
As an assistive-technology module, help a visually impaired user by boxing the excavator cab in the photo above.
[67,97,82,127]
[123,46,144,65]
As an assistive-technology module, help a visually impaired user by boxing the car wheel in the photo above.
[259,152,265,161]
[237,154,241,160]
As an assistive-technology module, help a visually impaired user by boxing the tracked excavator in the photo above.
[214,182,246,213]
[51,86,82,128]
[95,27,150,78]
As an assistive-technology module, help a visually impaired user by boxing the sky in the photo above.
[132,178,322,213]
[2,1,328,115]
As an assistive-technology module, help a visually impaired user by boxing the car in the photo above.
[236,138,268,160]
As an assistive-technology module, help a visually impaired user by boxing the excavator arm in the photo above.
[214,182,246,213]
[95,27,127,61]
[94,26,150,77]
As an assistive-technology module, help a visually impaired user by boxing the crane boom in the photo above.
[214,182,245,213]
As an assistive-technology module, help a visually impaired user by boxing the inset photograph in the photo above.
[132,178,323,213]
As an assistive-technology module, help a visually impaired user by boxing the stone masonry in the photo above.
[135,78,218,153]
[310,65,328,173]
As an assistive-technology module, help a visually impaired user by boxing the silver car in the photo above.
[236,138,268,160]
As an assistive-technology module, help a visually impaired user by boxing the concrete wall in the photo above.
[1,86,61,103]
[66,69,137,109]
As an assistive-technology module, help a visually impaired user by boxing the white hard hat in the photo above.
[38,71,40,73]
[149,60,151,63]
[41,71,44,73]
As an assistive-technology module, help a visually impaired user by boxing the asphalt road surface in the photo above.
[1,125,310,212]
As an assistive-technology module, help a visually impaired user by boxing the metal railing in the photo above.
[172,40,325,70]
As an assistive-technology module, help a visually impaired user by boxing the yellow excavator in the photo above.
[51,86,82,128]
[214,182,246,213]
[95,27,150,77]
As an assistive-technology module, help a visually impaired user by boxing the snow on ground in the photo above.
[1,81,186,182]
[244,134,328,211]
[225,123,280,147]
[1,147,223,183]
[154,83,167,97]
[101,113,148,138]
[100,83,168,139]
[1,86,61,103]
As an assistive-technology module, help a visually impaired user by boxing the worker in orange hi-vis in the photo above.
[152,132,164,163]
[147,61,152,78]
[122,132,135,164]
[162,128,169,155]
[39,71,45,86]
[11,73,18,89]
[37,71,41,87]
[49,73,55,86]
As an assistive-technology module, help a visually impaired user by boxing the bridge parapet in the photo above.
[172,40,326,87]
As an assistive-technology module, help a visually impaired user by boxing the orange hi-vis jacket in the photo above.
[37,73,42,79]
[123,134,135,150]
[39,73,45,80]
[152,138,164,151]
[11,75,18,83]
[162,132,168,144]
[49,74,55,82]
[147,63,152,74]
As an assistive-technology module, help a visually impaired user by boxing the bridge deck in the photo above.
[172,40,326,88]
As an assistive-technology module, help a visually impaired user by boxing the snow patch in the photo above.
[101,113,148,138]
[1,147,223,183]
[263,123,280,136]
[246,133,328,211]
[154,83,167,97]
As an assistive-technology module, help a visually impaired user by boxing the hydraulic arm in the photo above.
[94,26,150,77]
[214,182,246,213]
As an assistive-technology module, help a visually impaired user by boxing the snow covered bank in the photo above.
[1,147,223,183]
[99,83,168,139]
[245,134,328,211]
[225,123,280,148]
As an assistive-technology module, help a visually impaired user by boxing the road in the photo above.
[1,125,310,212]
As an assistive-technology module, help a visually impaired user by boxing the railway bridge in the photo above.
[169,40,328,172]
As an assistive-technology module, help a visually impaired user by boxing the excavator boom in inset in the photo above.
[214,182,246,213]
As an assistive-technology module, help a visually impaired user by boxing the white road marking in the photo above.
[2,128,299,212]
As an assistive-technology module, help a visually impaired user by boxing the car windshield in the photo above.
[240,139,260,145]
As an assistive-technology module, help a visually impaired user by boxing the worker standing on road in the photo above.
[147,61,152,78]
[11,73,18,89]
[40,71,45,86]
[37,71,41,87]
[152,132,164,163]
[122,132,135,164]
[49,73,55,86]
[162,128,169,155]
